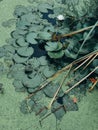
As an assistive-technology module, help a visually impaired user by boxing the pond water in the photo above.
[0,0,98,130]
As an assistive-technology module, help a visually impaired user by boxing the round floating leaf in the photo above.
[16,20,29,29]
[21,12,36,24]
[45,42,58,51]
[16,36,28,46]
[14,5,28,17]
[11,30,21,39]
[65,49,77,59]
[17,46,34,57]
[13,53,28,63]
[26,32,37,44]
[44,25,55,32]
[13,70,26,80]
[51,101,66,120]
[48,50,64,59]
[38,56,48,65]
[20,100,30,114]
[43,66,55,78]
[63,94,78,111]
[43,83,63,98]
[13,79,24,91]
[3,45,15,54]
[38,31,51,40]
[29,24,44,32]
[22,74,42,88]
[27,99,35,110]
[29,57,40,69]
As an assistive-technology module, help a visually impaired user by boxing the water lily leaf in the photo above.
[27,99,35,109]
[63,94,78,111]
[3,45,15,54]
[17,46,34,57]
[16,20,29,29]
[29,57,40,68]
[13,70,26,80]
[43,83,63,98]
[29,24,44,32]
[22,74,42,88]
[26,32,37,44]
[43,66,55,78]
[20,100,30,114]
[51,101,66,120]
[14,5,28,17]
[44,25,55,32]
[16,36,28,46]
[37,4,48,13]
[45,42,58,51]
[21,12,36,24]
[38,56,48,65]
[38,31,51,40]
[13,53,28,63]
[11,30,21,39]
[55,42,63,51]
[65,49,77,59]
[13,79,24,89]
[48,50,64,59]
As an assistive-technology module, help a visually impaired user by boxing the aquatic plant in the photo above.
[0,0,98,126]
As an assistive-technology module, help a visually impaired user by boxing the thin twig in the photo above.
[73,54,94,71]
[83,52,98,70]
[52,24,98,40]
[64,66,98,94]
[48,65,72,109]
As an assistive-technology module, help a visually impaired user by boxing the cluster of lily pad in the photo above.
[0,0,98,122]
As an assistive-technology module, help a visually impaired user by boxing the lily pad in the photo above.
[22,74,42,88]
[29,24,44,32]
[38,31,51,40]
[43,66,55,78]
[38,56,48,65]
[13,53,28,63]
[29,57,40,69]
[13,79,24,89]
[48,50,64,59]
[51,101,66,120]
[16,36,28,46]
[45,42,58,51]
[63,94,78,111]
[14,5,28,17]
[3,45,15,54]
[26,32,37,44]
[43,83,64,98]
[17,46,34,57]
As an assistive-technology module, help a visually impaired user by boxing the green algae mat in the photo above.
[0,0,98,130]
